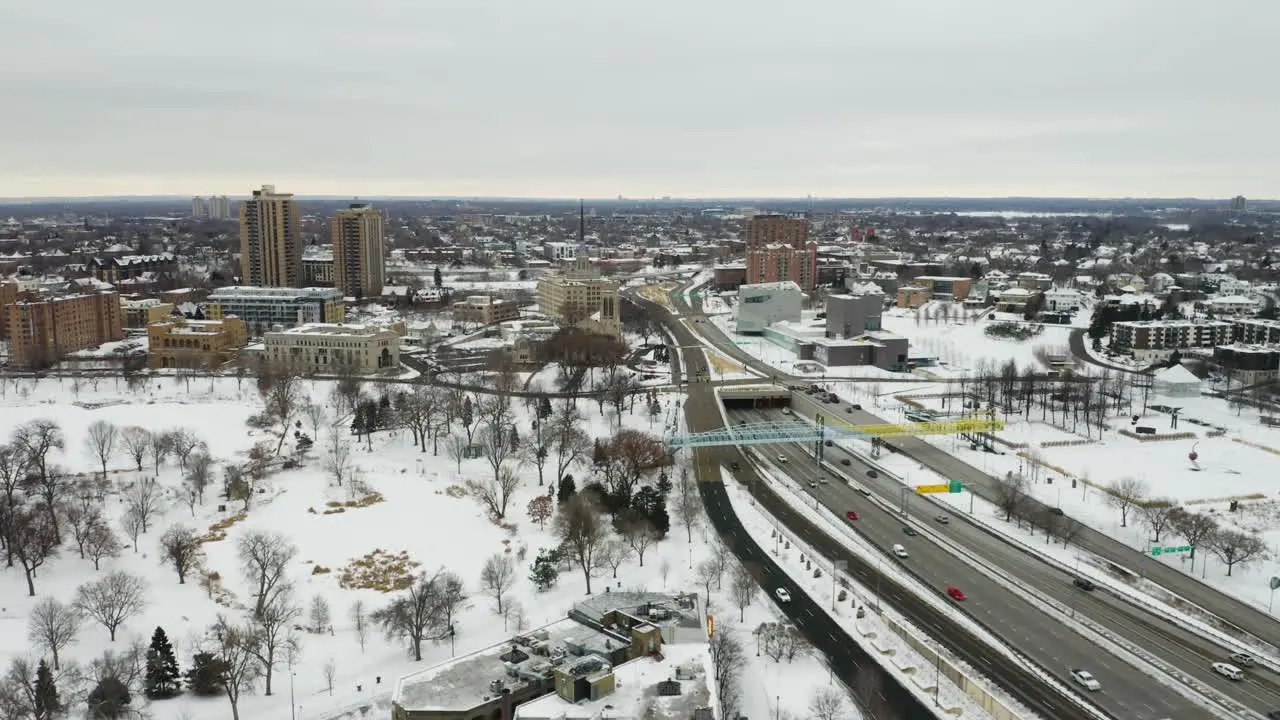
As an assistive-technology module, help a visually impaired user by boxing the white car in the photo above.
[1212,662,1244,681]
[775,588,792,603]
[777,455,788,464]
[892,544,909,558]
[1071,669,1101,691]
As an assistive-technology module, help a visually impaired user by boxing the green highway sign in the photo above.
[948,480,963,493]
[1151,545,1194,557]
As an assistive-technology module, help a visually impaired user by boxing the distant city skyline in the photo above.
[2,1,1277,199]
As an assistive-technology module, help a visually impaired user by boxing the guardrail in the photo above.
[812,447,1257,719]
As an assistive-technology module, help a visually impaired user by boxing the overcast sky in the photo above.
[2,1,1276,199]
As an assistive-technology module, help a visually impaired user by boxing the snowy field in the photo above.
[0,372,861,720]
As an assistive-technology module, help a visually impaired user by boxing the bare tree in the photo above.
[479,553,516,614]
[673,479,702,542]
[809,686,849,720]
[1138,501,1178,543]
[147,431,171,472]
[185,453,215,505]
[302,402,327,444]
[467,466,521,519]
[555,494,608,594]
[1105,476,1148,527]
[623,517,658,566]
[709,624,746,720]
[479,423,520,489]
[695,559,719,606]
[308,595,331,633]
[600,538,631,579]
[730,562,757,622]
[9,506,59,596]
[323,425,353,487]
[248,591,301,696]
[84,420,119,481]
[159,525,204,584]
[521,437,552,487]
[124,477,165,534]
[1169,509,1218,572]
[60,502,96,559]
[75,570,148,642]
[168,429,204,472]
[84,521,120,570]
[994,471,1029,521]
[237,530,298,620]
[371,570,462,661]
[349,600,369,653]
[1206,529,1269,577]
[445,433,469,473]
[322,659,336,696]
[554,427,591,484]
[28,463,71,540]
[210,615,262,720]
[28,598,81,670]
[263,372,303,455]
[12,418,64,496]
[119,427,150,472]
[120,506,145,553]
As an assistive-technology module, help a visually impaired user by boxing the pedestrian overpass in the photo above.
[666,416,1004,450]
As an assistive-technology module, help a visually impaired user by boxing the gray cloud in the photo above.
[1,0,1276,197]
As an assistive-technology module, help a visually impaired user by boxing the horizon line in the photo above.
[0,194,1270,204]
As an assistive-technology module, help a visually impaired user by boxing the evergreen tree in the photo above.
[529,547,561,591]
[556,476,577,505]
[433,266,443,288]
[88,676,131,719]
[145,626,182,699]
[34,659,61,719]
[656,470,672,497]
[508,426,520,452]
[536,396,553,422]
[185,652,227,696]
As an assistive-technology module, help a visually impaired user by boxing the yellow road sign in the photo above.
[914,484,951,494]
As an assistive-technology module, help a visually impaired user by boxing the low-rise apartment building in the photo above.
[206,286,344,335]
[264,323,400,374]
[7,291,124,368]
[90,253,178,283]
[1214,344,1280,384]
[452,295,520,327]
[147,316,248,370]
[1109,319,1234,363]
[121,298,175,329]
[1231,318,1280,346]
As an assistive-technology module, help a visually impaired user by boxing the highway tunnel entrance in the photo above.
[718,385,791,410]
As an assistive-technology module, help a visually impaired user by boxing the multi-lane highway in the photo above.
[634,290,1116,720]
[676,279,1280,656]
[732,404,1218,717]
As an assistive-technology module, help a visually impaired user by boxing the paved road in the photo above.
[1067,328,1145,374]
[750,395,1280,717]
[638,293,1107,720]
[676,287,1280,662]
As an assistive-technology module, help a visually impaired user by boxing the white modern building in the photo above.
[736,281,802,333]
[1043,287,1084,313]
[206,286,345,335]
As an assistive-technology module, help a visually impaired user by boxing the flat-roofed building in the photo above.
[206,286,344,335]
[264,322,400,374]
[121,298,175,329]
[332,203,385,299]
[452,295,520,327]
[536,256,621,338]
[147,316,248,369]
[1232,318,1280,345]
[1110,319,1233,363]
[7,291,124,368]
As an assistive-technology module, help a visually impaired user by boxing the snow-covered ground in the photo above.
[0,373,859,720]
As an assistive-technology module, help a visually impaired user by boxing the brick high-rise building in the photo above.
[7,291,124,369]
[331,203,385,299]
[745,214,809,249]
[239,185,302,287]
[746,243,818,292]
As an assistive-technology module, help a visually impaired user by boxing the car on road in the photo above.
[935,514,950,524]
[866,469,879,479]
[808,481,818,489]
[840,458,852,466]
[730,462,741,471]
[777,455,788,463]
[851,404,862,410]
[1212,662,1244,681]
[902,526,919,536]
[846,511,859,521]
[775,588,792,603]
[1073,577,1095,591]
[1230,652,1257,668]
[892,544,908,558]
[824,440,834,447]
[1071,669,1101,691]
[845,407,854,413]
[946,587,966,601]
[781,407,792,415]
[817,476,828,484]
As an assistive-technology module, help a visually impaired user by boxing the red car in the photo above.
[846,511,859,521]
[946,587,966,601]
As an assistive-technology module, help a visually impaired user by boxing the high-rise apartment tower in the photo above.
[331,202,386,299]
[239,185,302,287]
